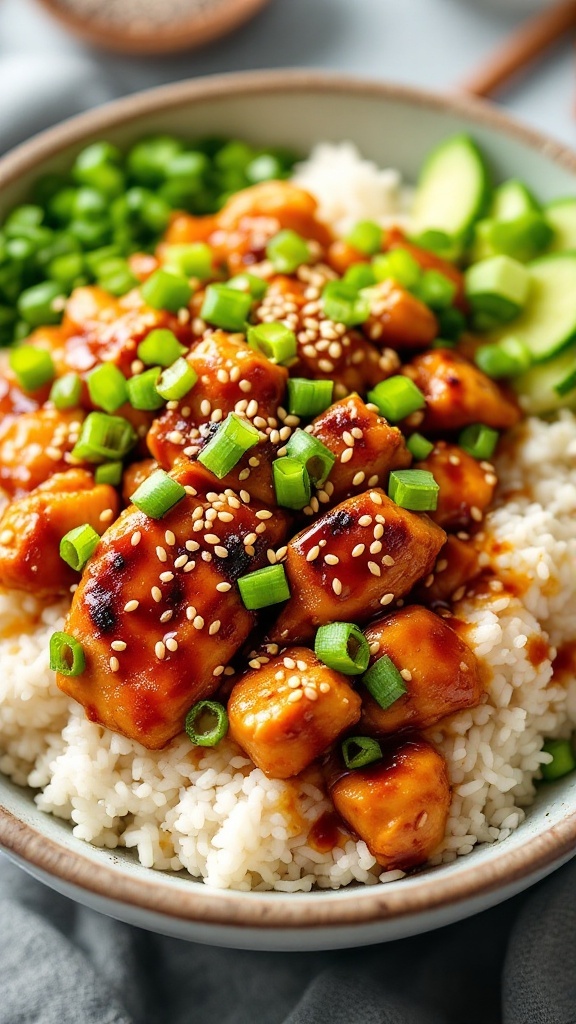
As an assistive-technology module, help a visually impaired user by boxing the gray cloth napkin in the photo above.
[1,31,576,1024]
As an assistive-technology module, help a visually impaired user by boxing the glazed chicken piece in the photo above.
[122,459,158,505]
[403,348,520,433]
[417,535,480,605]
[228,647,361,779]
[0,468,119,597]
[329,737,451,870]
[0,407,85,496]
[359,605,483,735]
[57,464,290,749]
[364,280,438,350]
[308,394,411,504]
[416,442,497,531]
[270,489,446,643]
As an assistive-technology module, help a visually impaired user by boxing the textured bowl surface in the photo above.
[1,70,576,950]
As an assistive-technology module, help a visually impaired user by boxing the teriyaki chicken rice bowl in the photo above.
[0,132,576,891]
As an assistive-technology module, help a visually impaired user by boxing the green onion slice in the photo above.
[343,263,377,290]
[247,321,297,364]
[227,273,269,299]
[87,363,128,414]
[367,376,426,422]
[415,269,457,310]
[140,268,192,312]
[475,337,532,380]
[345,220,382,256]
[10,345,55,392]
[137,328,186,367]
[342,736,382,770]
[163,243,213,280]
[285,428,335,487]
[131,468,186,519]
[388,468,439,511]
[198,413,259,479]
[200,283,252,332]
[273,456,311,510]
[322,281,370,327]
[95,461,123,486]
[362,655,407,710]
[458,423,499,460]
[156,357,198,401]
[50,372,82,410]
[287,378,334,418]
[59,523,100,571]
[314,622,370,675]
[185,700,229,747]
[71,412,137,464]
[372,249,422,289]
[266,229,312,274]
[127,367,165,411]
[238,564,291,610]
[407,433,434,461]
[49,631,85,677]
[541,738,576,781]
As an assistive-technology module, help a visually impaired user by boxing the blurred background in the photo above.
[0,0,574,153]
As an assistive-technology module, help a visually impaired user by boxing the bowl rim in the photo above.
[1,67,576,931]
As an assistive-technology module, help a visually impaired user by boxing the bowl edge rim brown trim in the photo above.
[1,68,576,930]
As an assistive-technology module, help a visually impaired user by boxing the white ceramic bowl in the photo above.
[1,71,576,951]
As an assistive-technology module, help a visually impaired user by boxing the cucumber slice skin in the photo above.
[546,199,576,252]
[491,179,541,221]
[514,343,576,414]
[411,134,491,242]
[488,252,576,362]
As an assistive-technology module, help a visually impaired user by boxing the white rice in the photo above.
[0,148,575,891]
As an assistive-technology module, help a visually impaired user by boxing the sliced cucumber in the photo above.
[546,198,576,252]
[491,179,541,221]
[411,135,490,241]
[514,343,576,414]
[489,252,576,361]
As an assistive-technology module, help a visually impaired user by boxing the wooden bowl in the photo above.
[1,71,576,950]
[34,0,271,55]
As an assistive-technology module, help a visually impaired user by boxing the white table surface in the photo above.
[0,0,574,148]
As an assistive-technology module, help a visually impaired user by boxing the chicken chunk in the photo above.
[122,459,157,506]
[329,737,451,870]
[416,535,480,605]
[0,407,85,495]
[270,489,446,643]
[403,349,520,433]
[228,647,361,779]
[57,464,290,748]
[359,605,483,735]
[364,280,438,350]
[308,395,411,504]
[416,442,497,531]
[0,469,119,596]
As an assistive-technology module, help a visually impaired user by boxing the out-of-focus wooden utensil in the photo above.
[459,0,576,98]
[34,0,271,56]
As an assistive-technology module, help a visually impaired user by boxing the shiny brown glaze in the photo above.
[364,280,438,350]
[416,441,497,531]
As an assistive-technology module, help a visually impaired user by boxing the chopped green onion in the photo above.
[342,736,382,770]
[127,135,184,186]
[227,273,269,299]
[437,306,466,341]
[18,281,65,327]
[127,367,164,411]
[185,700,229,747]
[362,655,407,710]
[59,523,100,571]
[198,412,259,478]
[156,357,198,401]
[285,428,335,486]
[238,564,291,610]
[73,141,124,197]
[314,622,370,675]
[415,269,457,310]
[540,738,576,781]
[162,243,213,280]
[87,363,128,414]
[9,345,55,391]
[388,468,439,511]
[409,229,462,261]
[5,205,44,236]
[140,268,192,312]
[273,456,311,510]
[343,263,377,290]
[345,220,382,256]
[50,372,82,410]
[247,321,297,364]
[246,153,284,183]
[431,338,457,350]
[266,229,312,274]
[49,631,85,677]
[131,468,186,518]
[287,378,334,417]
[407,432,434,461]
[322,281,370,327]
[137,329,186,368]
[475,336,532,379]
[71,412,137,463]
[367,376,426,422]
[95,461,123,486]
[48,252,85,289]
[458,423,499,460]
[96,258,138,297]
[372,249,422,289]
[200,283,252,331]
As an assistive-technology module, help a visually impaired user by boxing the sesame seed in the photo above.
[283,657,296,669]
[156,546,167,562]
[200,399,211,417]
[304,686,318,701]
[449,454,461,466]
[0,530,14,544]
[165,637,178,652]
[288,674,300,687]
[99,508,114,523]
[160,610,173,623]
[216,581,232,592]
[380,592,394,605]
[193,615,205,630]
[424,573,434,588]
[452,586,466,601]
[255,509,272,519]
[288,689,303,702]
[369,640,380,655]
[340,448,354,464]
[400,668,412,681]
[205,533,220,545]
[352,471,365,486]
[436,559,448,572]
[370,491,383,505]
[368,475,379,487]
[332,578,343,595]
[109,656,120,672]
[373,524,384,539]
[214,545,228,558]
[382,554,395,566]
[240,490,251,504]
[159,571,174,583]
[318,359,334,372]
[324,553,339,565]
[352,544,365,558]
[239,379,252,393]
[319,681,331,694]
[186,540,200,551]
[306,545,321,562]
[470,506,483,522]
[218,511,234,522]
[208,620,221,636]
[370,541,382,555]
[343,430,355,447]
[367,561,381,576]
[124,600,139,612]
[168,430,184,445]
[165,530,176,546]
[359,515,372,527]
[151,586,162,602]
[155,641,166,660]
[485,473,497,486]
[174,554,188,568]
[111,640,126,651]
